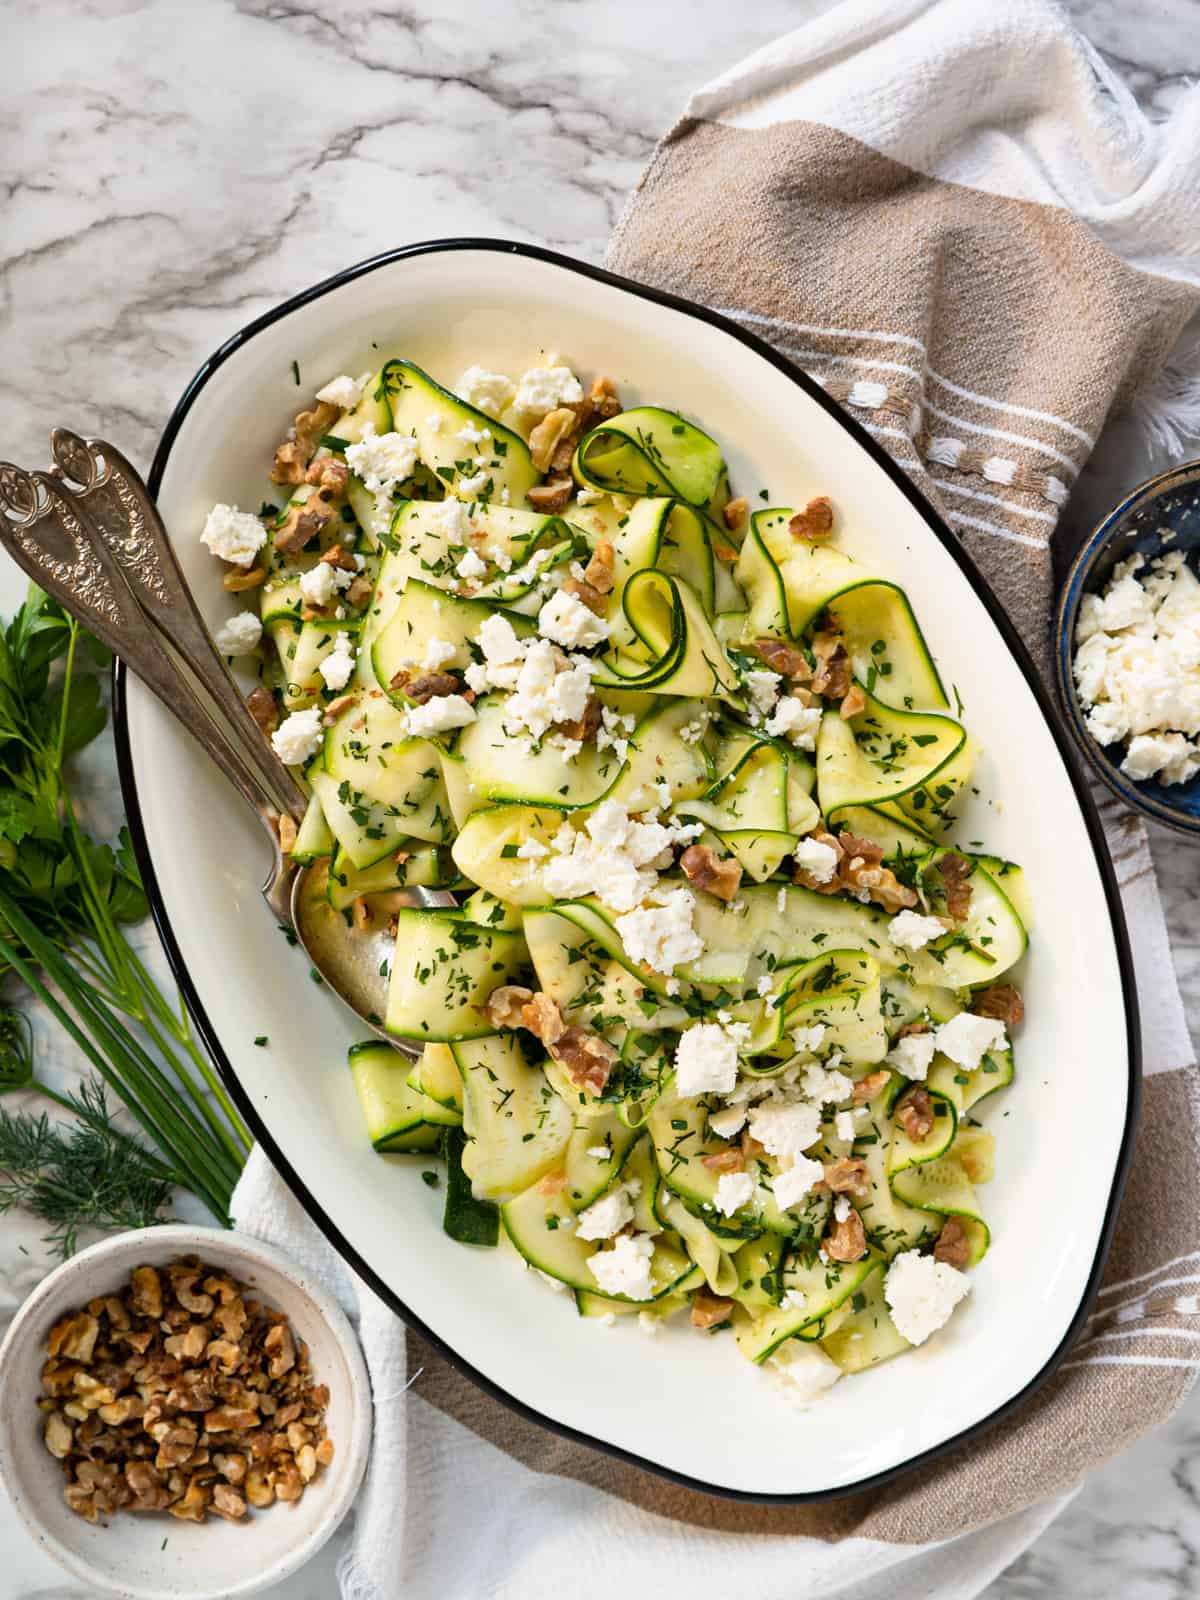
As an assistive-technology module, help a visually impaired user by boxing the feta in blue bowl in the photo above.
[1055,459,1200,836]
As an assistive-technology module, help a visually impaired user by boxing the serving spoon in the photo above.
[0,434,454,1053]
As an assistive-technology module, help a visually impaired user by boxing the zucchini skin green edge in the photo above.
[117,237,1140,1506]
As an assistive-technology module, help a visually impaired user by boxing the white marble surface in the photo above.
[1,1,1198,1596]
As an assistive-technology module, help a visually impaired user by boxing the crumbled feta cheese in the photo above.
[1073,550,1200,782]
[884,1250,971,1345]
[455,472,490,500]
[271,707,323,766]
[401,694,477,739]
[345,424,418,497]
[755,974,775,1000]
[780,1288,807,1311]
[708,1104,747,1140]
[485,544,513,572]
[420,637,458,672]
[1122,731,1200,785]
[455,547,488,581]
[315,371,370,409]
[800,1061,854,1105]
[637,1311,661,1336]
[791,1023,828,1054]
[213,611,263,655]
[500,641,593,740]
[766,696,822,749]
[585,1145,611,1161]
[515,837,548,860]
[934,1012,1007,1071]
[674,1022,740,1096]
[477,612,525,667]
[538,587,611,649]
[587,1231,655,1300]
[888,910,948,951]
[319,634,356,691]
[614,886,703,974]
[426,413,443,433]
[743,668,781,715]
[576,1179,638,1241]
[714,1170,756,1217]
[430,498,471,541]
[201,503,266,568]
[835,1110,856,1141]
[513,364,584,420]
[793,836,839,883]
[768,1340,842,1403]
[596,706,636,763]
[299,562,352,608]
[833,1194,852,1223]
[773,1153,825,1210]
[679,715,708,745]
[455,365,515,418]
[748,1101,821,1160]
[777,885,788,913]
[457,421,491,447]
[887,1031,936,1080]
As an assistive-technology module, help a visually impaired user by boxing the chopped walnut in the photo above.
[48,1312,100,1364]
[936,853,973,922]
[396,671,460,703]
[528,478,573,514]
[305,456,350,495]
[810,627,851,699]
[559,693,602,744]
[852,1069,891,1106]
[825,1207,866,1262]
[972,983,1023,1027]
[582,538,615,595]
[837,831,918,912]
[895,1085,934,1143]
[562,575,608,615]
[789,496,834,540]
[934,1216,971,1269]
[690,1288,735,1330]
[840,682,867,719]
[274,502,332,557]
[700,1147,744,1174]
[264,1322,296,1380]
[679,843,742,902]
[529,407,580,473]
[897,1019,930,1038]
[484,984,534,1030]
[793,828,845,896]
[740,1127,766,1163]
[822,1157,870,1197]
[345,574,373,608]
[722,496,748,533]
[586,375,622,422]
[521,991,565,1047]
[271,401,340,486]
[322,692,359,726]
[752,637,811,681]
[276,812,299,856]
[319,541,359,571]
[222,564,267,593]
[552,1025,618,1094]
[41,1257,332,1527]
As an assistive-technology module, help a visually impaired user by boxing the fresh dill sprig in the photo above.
[0,1077,174,1258]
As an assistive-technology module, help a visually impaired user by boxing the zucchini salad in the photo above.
[201,354,1030,1394]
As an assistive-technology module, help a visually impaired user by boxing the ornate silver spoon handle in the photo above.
[47,430,307,820]
[0,459,293,916]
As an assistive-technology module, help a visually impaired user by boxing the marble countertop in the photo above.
[2,1,1199,1596]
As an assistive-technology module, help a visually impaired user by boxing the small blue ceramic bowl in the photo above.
[1055,458,1200,838]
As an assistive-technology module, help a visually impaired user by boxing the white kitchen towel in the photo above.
[229,1,1200,1595]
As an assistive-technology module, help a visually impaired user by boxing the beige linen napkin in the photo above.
[404,0,1200,1547]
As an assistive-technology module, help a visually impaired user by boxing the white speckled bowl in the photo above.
[0,1225,370,1600]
